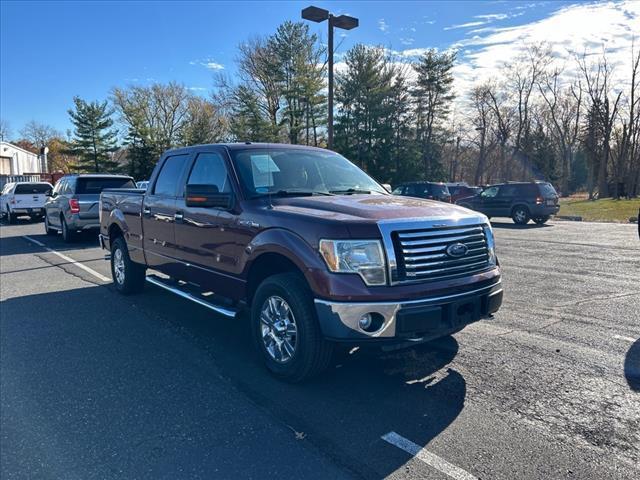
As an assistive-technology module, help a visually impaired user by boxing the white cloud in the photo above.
[474,13,509,21]
[378,18,390,33]
[450,0,640,99]
[202,62,224,70]
[190,58,225,70]
[444,20,487,31]
[401,37,415,46]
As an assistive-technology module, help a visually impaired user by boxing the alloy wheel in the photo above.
[260,295,298,363]
[113,248,125,285]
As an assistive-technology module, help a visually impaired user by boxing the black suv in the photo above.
[456,182,559,225]
[392,182,451,202]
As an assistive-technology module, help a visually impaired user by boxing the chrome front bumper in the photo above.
[314,280,503,342]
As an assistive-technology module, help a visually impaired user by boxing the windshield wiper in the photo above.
[329,188,373,195]
[253,189,335,198]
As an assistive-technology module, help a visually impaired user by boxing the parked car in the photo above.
[136,180,149,190]
[100,143,502,381]
[44,174,135,241]
[1,181,53,223]
[456,181,560,225]
[392,181,452,202]
[446,183,482,203]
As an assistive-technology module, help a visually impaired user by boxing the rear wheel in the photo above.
[61,217,75,242]
[533,215,550,225]
[110,236,146,294]
[512,206,530,225]
[251,273,333,382]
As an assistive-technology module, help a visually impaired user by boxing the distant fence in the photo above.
[0,172,65,190]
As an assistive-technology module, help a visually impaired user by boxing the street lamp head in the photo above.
[333,14,359,30]
[302,6,329,22]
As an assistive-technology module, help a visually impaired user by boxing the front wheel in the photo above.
[110,236,146,294]
[512,206,530,225]
[533,215,550,225]
[44,215,56,235]
[5,207,16,224]
[251,273,333,382]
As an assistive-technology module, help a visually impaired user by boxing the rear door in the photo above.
[494,184,519,216]
[142,153,191,275]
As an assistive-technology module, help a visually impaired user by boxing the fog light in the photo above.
[359,313,373,330]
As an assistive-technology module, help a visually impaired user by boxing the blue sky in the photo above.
[1,1,636,137]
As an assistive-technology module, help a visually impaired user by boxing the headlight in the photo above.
[319,239,387,286]
[483,223,496,266]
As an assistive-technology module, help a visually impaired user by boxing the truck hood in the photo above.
[271,194,481,222]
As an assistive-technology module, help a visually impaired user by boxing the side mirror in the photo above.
[185,184,233,209]
[46,191,54,197]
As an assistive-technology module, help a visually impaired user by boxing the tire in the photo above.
[110,236,146,294]
[511,206,530,225]
[6,206,16,224]
[251,272,333,382]
[44,215,56,235]
[61,217,76,242]
[533,215,550,225]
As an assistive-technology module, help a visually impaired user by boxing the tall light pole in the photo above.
[302,6,358,150]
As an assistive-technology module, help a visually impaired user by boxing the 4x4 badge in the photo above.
[446,243,468,258]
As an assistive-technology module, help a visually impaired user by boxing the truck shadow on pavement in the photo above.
[1,283,467,479]
[0,228,100,257]
[490,220,554,229]
[624,339,640,391]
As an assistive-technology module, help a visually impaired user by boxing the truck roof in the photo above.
[164,142,330,156]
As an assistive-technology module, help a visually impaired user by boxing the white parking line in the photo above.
[23,236,111,282]
[613,334,637,343]
[381,431,478,480]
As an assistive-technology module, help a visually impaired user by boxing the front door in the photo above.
[173,150,240,296]
[142,153,191,277]
[477,186,500,216]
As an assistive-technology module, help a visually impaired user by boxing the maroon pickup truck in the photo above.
[99,143,502,381]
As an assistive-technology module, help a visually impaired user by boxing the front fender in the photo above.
[243,227,328,292]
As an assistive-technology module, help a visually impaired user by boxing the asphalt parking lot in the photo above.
[1,218,638,479]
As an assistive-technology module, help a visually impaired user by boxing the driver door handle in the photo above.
[142,208,151,216]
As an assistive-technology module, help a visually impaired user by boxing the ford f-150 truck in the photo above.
[99,143,502,381]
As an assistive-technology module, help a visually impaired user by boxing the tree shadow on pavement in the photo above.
[624,339,640,391]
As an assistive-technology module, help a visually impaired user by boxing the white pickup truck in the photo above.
[1,181,53,223]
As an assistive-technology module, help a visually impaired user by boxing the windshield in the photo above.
[231,148,387,197]
[76,177,135,194]
[14,183,51,194]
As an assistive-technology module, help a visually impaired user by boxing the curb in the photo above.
[554,215,583,221]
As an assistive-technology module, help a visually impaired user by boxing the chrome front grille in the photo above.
[392,224,490,282]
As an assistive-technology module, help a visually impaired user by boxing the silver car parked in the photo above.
[44,174,135,242]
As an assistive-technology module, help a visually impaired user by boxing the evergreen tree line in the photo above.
[4,20,639,198]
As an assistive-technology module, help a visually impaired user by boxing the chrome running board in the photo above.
[145,274,237,318]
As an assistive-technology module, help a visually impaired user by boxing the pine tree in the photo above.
[67,96,119,172]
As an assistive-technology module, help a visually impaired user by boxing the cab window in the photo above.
[153,155,189,197]
[187,152,230,193]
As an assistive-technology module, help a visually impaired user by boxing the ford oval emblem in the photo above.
[446,242,468,258]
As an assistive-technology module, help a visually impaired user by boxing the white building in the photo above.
[0,141,43,175]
